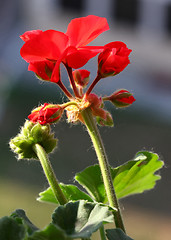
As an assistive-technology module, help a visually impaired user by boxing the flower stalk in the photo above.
[81,108,126,232]
[86,74,101,95]
[65,65,81,98]
[57,79,73,99]
[33,143,68,205]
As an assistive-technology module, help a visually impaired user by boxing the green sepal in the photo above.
[9,120,57,160]
[75,151,164,203]
[37,183,93,205]
[96,111,114,127]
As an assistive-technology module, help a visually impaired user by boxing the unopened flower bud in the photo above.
[96,111,114,127]
[28,103,64,125]
[73,69,90,88]
[98,41,132,78]
[9,120,57,160]
[106,89,135,108]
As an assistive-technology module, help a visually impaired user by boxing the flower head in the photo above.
[98,41,132,78]
[28,103,64,125]
[20,15,109,83]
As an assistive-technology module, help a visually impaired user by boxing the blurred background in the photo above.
[0,0,171,239]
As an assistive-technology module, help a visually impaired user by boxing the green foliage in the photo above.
[0,201,114,240]
[75,151,164,202]
[0,216,25,240]
[10,209,38,235]
[106,229,134,240]
[52,200,113,239]
[37,183,93,204]
[1,151,164,239]
[27,224,68,240]
[37,151,164,205]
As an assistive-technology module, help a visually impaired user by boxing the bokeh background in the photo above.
[0,0,171,239]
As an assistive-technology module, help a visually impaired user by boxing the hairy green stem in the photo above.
[33,144,90,240]
[99,226,106,240]
[33,143,67,205]
[81,108,125,232]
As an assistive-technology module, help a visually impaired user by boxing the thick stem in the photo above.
[81,108,126,232]
[33,143,67,205]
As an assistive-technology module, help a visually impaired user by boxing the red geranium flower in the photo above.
[20,15,109,83]
[28,103,64,125]
[98,41,132,78]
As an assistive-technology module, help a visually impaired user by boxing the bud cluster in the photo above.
[9,120,57,159]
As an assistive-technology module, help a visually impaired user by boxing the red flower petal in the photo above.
[118,96,135,104]
[20,30,43,42]
[28,103,63,124]
[20,30,69,62]
[66,15,109,47]
[28,60,55,80]
[105,41,132,56]
[65,46,100,69]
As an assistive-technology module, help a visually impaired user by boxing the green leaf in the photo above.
[37,183,93,204]
[10,209,38,235]
[106,228,134,240]
[75,151,164,203]
[27,224,69,240]
[52,200,113,239]
[0,209,41,240]
[75,164,106,203]
[0,216,26,240]
[114,151,164,199]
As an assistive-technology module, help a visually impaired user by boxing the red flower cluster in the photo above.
[20,15,109,83]
[21,15,135,125]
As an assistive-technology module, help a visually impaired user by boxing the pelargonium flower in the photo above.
[20,15,109,82]
[28,103,64,125]
[98,41,132,78]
